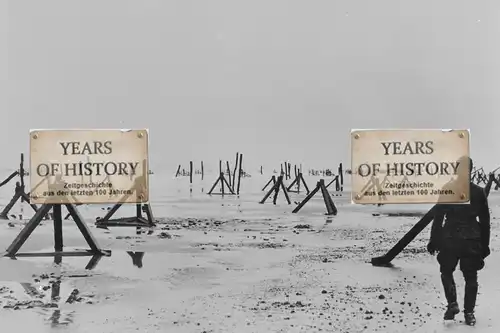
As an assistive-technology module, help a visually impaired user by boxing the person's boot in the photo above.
[464,312,476,326]
[444,302,460,320]
[441,273,459,319]
[463,270,478,325]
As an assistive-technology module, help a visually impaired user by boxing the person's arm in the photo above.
[478,190,491,257]
[428,204,445,254]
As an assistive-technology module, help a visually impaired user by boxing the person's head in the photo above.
[456,156,473,179]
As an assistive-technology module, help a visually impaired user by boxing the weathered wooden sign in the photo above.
[351,129,470,204]
[29,129,149,204]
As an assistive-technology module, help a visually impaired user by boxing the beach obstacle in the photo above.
[472,167,489,185]
[95,202,156,229]
[371,206,437,267]
[338,163,344,191]
[259,175,291,205]
[236,153,243,194]
[287,172,310,194]
[262,175,276,191]
[3,202,111,258]
[325,175,342,196]
[371,171,500,267]
[292,179,337,215]
[94,168,156,231]
[485,172,500,196]
[208,160,235,195]
[0,153,50,220]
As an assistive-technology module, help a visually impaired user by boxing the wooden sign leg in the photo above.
[5,204,53,256]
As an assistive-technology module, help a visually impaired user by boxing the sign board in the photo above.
[351,129,470,204]
[29,129,149,204]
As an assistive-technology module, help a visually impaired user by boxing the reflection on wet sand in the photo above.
[1,251,145,327]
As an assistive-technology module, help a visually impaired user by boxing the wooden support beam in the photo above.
[232,152,239,190]
[371,206,437,266]
[237,153,243,195]
[319,179,337,215]
[262,175,276,191]
[260,175,290,204]
[292,181,321,213]
[95,203,156,228]
[287,172,310,194]
[292,179,337,215]
[208,172,235,195]
[4,203,110,258]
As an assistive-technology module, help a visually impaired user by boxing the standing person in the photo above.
[427,157,491,326]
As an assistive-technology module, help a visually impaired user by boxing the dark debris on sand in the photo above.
[156,217,247,231]
[1,273,97,311]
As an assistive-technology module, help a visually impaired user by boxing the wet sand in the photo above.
[0,175,499,332]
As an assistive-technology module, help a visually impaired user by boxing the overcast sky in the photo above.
[2,1,500,172]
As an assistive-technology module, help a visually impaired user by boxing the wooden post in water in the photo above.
[338,163,344,191]
[226,161,232,189]
[201,161,204,180]
[237,153,243,195]
[189,161,193,184]
[232,152,239,188]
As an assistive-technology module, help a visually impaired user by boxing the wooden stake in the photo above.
[189,161,193,184]
[260,175,290,205]
[262,175,276,191]
[338,163,344,191]
[226,161,232,189]
[237,153,243,195]
[319,179,337,215]
[232,152,239,190]
[292,179,336,214]
[371,206,437,266]
[5,203,109,257]
[292,182,321,213]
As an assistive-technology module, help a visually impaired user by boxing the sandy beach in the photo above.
[0,172,498,332]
